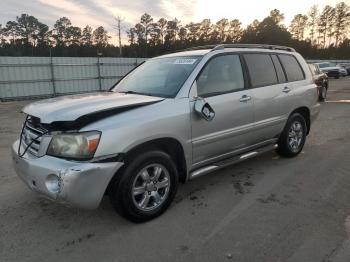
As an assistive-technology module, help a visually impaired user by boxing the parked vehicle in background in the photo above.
[338,64,350,75]
[12,44,320,222]
[308,63,329,101]
[336,65,348,77]
[316,62,341,79]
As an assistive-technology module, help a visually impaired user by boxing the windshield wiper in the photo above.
[118,90,158,97]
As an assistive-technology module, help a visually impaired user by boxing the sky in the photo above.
[1,0,349,44]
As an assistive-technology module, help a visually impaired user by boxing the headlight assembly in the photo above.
[47,131,101,160]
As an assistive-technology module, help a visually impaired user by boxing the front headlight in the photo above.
[47,131,101,160]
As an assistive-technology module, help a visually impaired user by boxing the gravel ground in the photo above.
[0,77,350,262]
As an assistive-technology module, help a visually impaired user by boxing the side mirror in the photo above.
[194,98,215,121]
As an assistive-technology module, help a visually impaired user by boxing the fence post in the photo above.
[50,55,56,96]
[97,56,102,91]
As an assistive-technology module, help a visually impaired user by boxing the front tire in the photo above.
[276,113,307,158]
[110,150,179,223]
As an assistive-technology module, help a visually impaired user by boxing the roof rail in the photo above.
[179,44,295,53]
[211,44,295,52]
[182,45,218,52]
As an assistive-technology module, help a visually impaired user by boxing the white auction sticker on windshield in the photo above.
[174,59,197,64]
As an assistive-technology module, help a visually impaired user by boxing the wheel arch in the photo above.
[105,137,188,195]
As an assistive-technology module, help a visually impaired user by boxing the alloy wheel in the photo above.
[132,164,171,211]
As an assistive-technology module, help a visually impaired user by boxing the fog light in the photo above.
[45,174,60,193]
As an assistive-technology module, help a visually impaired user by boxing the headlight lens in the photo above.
[47,131,101,160]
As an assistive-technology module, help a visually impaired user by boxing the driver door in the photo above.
[190,54,255,167]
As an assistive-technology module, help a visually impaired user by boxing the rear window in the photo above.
[278,55,305,82]
[243,54,278,87]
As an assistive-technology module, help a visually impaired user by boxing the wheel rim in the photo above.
[288,121,303,153]
[132,164,171,211]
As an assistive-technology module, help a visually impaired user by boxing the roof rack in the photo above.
[181,44,295,53]
[183,45,218,51]
[212,44,295,52]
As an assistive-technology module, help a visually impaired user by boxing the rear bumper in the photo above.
[12,140,123,209]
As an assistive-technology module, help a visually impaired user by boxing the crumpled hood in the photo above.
[23,92,164,124]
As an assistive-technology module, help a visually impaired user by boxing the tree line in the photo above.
[0,2,349,59]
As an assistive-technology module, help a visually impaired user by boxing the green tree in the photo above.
[34,23,50,47]
[198,19,212,42]
[240,19,259,43]
[333,2,350,47]
[269,9,285,25]
[186,22,201,42]
[241,12,292,45]
[228,19,242,43]
[14,14,48,46]
[140,13,153,44]
[317,5,335,47]
[93,26,110,47]
[66,26,82,45]
[81,25,93,46]
[178,27,187,42]
[134,23,146,45]
[166,18,181,43]
[127,28,136,45]
[157,18,167,44]
[52,17,72,46]
[0,24,5,46]
[4,20,19,43]
[215,18,229,42]
[290,14,308,40]
[307,5,318,44]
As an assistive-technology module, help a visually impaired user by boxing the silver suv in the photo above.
[12,44,320,222]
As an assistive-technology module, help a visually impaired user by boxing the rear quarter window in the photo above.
[278,54,305,82]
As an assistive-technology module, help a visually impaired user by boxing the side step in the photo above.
[189,144,278,180]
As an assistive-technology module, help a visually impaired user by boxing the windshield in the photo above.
[112,56,202,98]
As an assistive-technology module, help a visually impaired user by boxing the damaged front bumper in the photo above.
[12,140,123,209]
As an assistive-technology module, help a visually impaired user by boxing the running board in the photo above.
[189,144,278,180]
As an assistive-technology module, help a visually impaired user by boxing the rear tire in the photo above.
[110,150,179,223]
[276,113,307,158]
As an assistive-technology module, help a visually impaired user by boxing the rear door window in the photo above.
[278,54,305,82]
[243,53,278,88]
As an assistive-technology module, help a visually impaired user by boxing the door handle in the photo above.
[239,95,251,102]
[283,87,291,93]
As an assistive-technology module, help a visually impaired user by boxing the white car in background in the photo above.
[316,62,342,79]
[336,65,348,77]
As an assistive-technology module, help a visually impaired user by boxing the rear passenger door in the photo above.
[243,53,294,144]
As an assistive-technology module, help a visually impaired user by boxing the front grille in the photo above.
[20,116,47,156]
